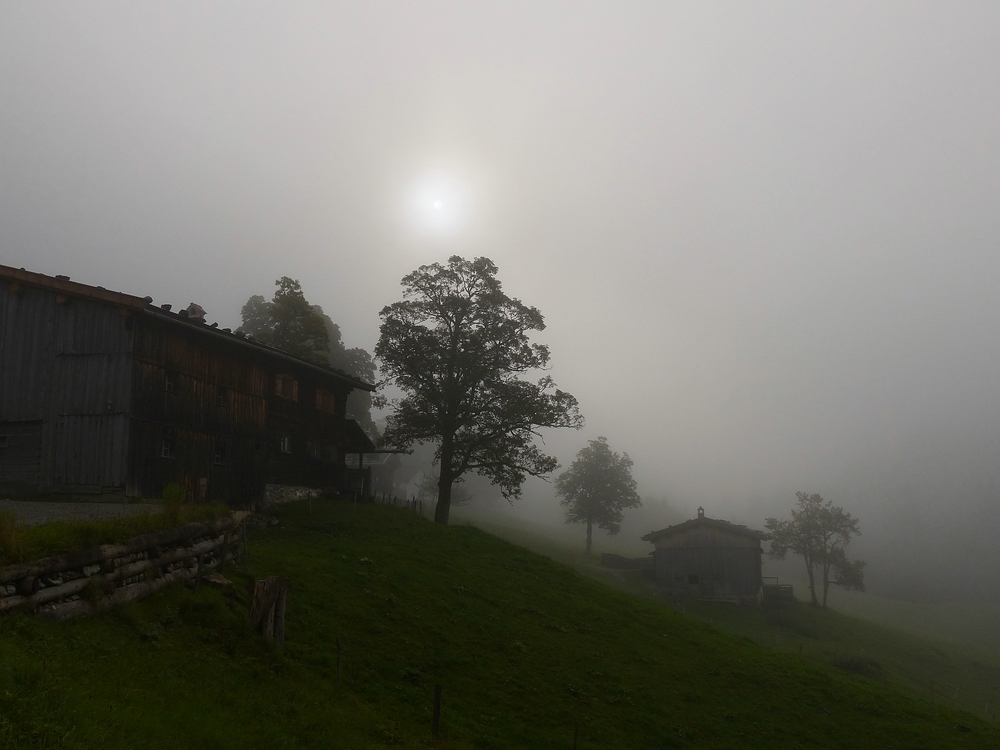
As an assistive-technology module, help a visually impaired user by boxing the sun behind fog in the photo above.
[407,173,470,235]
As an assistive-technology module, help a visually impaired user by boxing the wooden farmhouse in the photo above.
[641,507,769,604]
[0,264,377,507]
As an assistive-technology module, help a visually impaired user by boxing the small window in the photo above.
[687,574,699,585]
[323,442,337,462]
[279,435,292,454]
[275,374,298,401]
[315,388,337,414]
[216,387,227,407]
[214,440,227,466]
[165,372,178,394]
[0,436,9,449]
[161,431,176,459]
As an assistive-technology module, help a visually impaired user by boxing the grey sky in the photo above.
[3,3,1000,565]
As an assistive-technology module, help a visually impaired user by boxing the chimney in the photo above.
[184,303,206,323]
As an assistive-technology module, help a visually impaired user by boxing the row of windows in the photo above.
[164,372,341,414]
[161,434,339,462]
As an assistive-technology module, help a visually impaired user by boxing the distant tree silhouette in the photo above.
[766,492,866,607]
[315,308,379,439]
[240,277,329,363]
[240,278,379,437]
[556,437,641,555]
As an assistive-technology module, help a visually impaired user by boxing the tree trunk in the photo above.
[804,557,819,606]
[821,561,832,608]
[586,520,592,556]
[435,438,455,525]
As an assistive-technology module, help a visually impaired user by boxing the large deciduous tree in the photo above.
[765,492,866,607]
[556,437,641,555]
[375,256,583,525]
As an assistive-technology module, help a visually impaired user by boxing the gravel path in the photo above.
[0,500,163,526]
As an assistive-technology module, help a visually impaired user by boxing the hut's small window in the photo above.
[687,574,699,585]
[165,372,178,394]
[214,440,227,466]
[279,435,292,454]
[0,436,9,449]
[275,374,298,401]
[161,432,176,459]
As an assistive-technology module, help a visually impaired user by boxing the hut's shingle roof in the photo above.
[641,515,769,543]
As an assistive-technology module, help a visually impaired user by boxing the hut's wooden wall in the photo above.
[652,526,763,598]
[0,282,132,494]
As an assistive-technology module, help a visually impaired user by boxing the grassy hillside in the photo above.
[0,499,995,748]
[467,512,1000,722]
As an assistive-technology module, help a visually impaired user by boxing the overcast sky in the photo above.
[3,3,1000,535]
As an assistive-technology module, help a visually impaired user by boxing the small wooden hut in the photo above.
[641,507,769,604]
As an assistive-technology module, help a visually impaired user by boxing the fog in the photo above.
[3,3,999,602]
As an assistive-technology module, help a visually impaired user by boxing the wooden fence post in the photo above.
[251,575,289,645]
[336,636,342,686]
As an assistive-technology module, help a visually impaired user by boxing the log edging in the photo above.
[0,512,249,620]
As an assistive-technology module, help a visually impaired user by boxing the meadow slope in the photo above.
[0,499,994,749]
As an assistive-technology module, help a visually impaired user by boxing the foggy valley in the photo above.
[2,2,1000,746]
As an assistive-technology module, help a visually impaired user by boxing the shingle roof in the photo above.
[0,263,375,392]
[641,515,769,542]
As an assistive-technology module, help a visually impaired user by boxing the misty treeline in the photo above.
[239,277,379,439]
[766,492,865,608]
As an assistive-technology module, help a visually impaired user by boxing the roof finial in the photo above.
[697,506,705,518]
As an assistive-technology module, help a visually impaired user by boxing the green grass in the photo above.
[465,512,1000,722]
[0,503,228,566]
[0,499,995,748]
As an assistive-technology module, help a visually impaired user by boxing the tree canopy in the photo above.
[766,492,866,607]
[556,437,641,555]
[239,277,330,364]
[240,277,379,438]
[375,256,583,524]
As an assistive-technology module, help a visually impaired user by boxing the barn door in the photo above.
[0,420,42,492]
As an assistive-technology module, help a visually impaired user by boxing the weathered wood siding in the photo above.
[265,365,352,490]
[652,526,763,597]
[0,282,132,494]
[2,269,372,506]
[129,315,269,507]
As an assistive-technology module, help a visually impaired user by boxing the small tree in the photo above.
[375,256,583,525]
[556,437,641,555]
[766,492,866,607]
